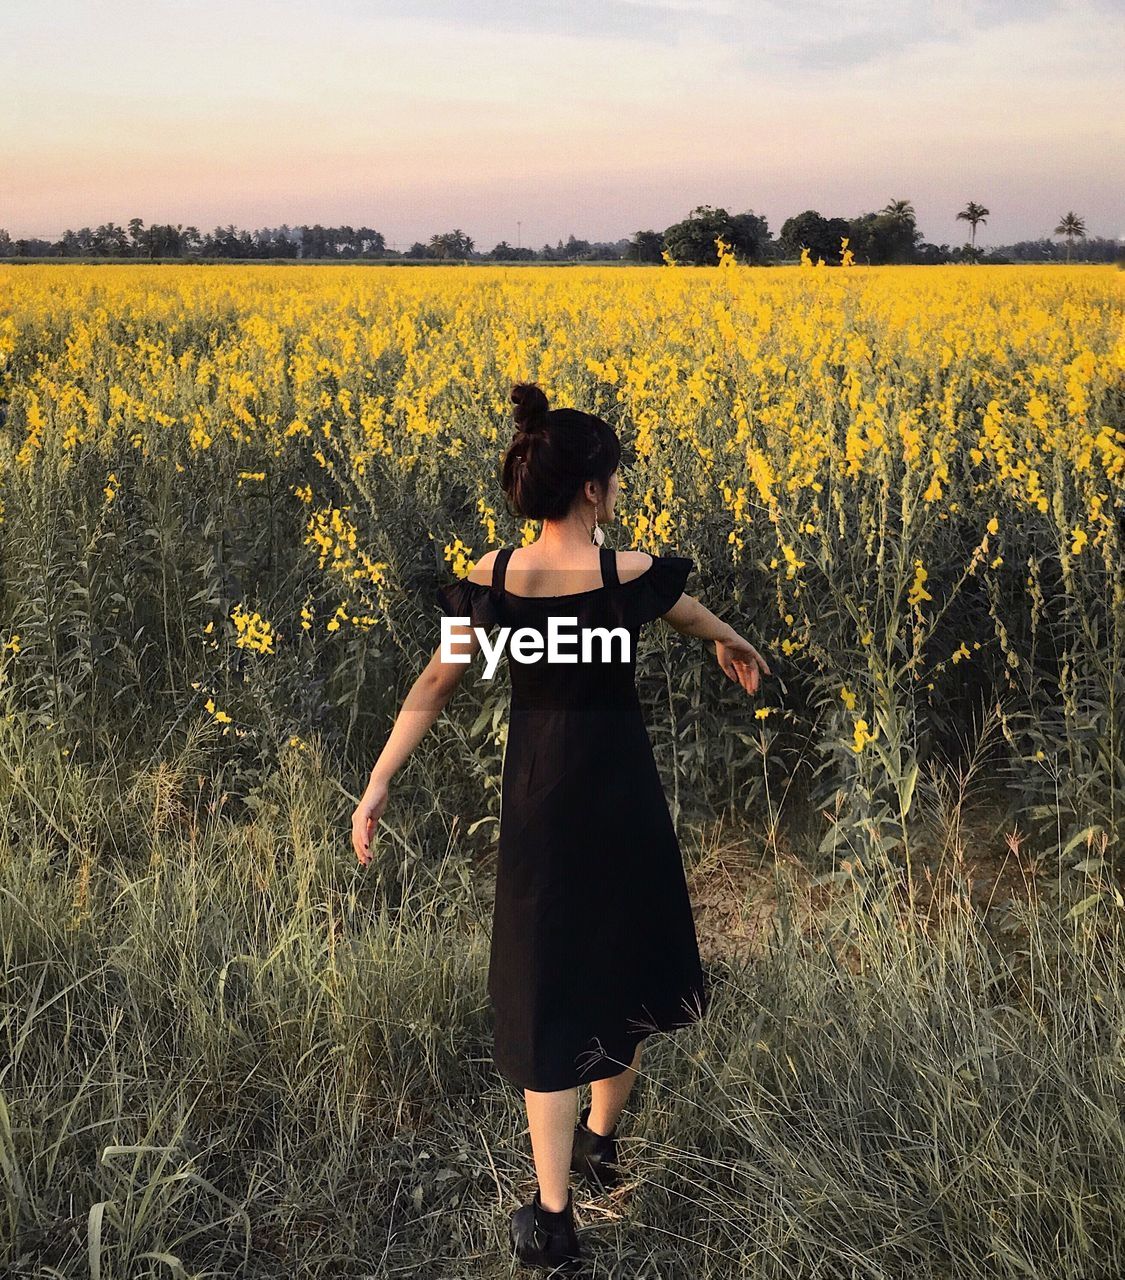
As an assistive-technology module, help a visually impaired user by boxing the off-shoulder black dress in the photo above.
[436,545,709,1092]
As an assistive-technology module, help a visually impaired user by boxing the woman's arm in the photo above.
[352,623,482,865]
[659,594,772,697]
[354,552,500,863]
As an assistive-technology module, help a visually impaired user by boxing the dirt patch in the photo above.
[682,803,1046,968]
[468,801,1049,971]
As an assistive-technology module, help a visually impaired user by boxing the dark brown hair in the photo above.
[501,382,622,520]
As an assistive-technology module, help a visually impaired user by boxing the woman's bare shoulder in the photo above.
[466,548,501,586]
[614,549,655,585]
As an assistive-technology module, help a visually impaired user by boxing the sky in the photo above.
[3,0,1122,248]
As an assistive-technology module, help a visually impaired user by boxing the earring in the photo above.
[591,502,605,546]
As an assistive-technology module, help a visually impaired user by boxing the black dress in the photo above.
[436,545,709,1092]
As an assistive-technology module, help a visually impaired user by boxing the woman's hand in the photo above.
[353,777,389,865]
[715,635,771,695]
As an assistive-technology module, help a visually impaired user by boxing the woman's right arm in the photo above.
[352,630,482,864]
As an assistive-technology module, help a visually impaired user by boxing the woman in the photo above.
[351,381,770,1270]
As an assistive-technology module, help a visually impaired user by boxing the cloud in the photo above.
[1,0,1120,242]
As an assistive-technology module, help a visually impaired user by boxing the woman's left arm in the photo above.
[352,626,482,864]
[660,594,772,697]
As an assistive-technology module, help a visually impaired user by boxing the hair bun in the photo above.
[511,381,549,435]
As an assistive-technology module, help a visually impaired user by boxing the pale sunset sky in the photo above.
[3,0,1122,248]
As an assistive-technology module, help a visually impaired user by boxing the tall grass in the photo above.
[2,715,1122,1277]
[1,261,1122,1275]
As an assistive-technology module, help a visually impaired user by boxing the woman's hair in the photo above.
[501,382,622,520]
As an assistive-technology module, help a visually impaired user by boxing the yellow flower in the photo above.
[839,685,857,711]
[204,696,232,724]
[780,543,805,579]
[852,719,877,753]
[444,537,473,576]
[231,603,276,654]
[907,560,933,607]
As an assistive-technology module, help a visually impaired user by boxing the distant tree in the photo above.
[429,229,474,259]
[91,222,130,256]
[726,211,771,262]
[355,227,385,256]
[846,203,923,265]
[915,241,952,265]
[26,206,1114,269]
[488,241,535,260]
[151,224,185,257]
[778,210,851,262]
[626,230,664,263]
[584,240,622,261]
[128,217,147,257]
[882,198,916,223]
[871,198,922,262]
[561,234,591,260]
[955,201,989,252]
[208,225,254,259]
[1054,211,1086,262]
[663,204,769,265]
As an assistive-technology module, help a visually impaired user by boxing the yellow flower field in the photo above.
[0,262,1121,863]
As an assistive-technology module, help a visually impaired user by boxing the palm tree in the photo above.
[881,198,916,223]
[428,229,476,260]
[1053,212,1087,263]
[956,201,990,254]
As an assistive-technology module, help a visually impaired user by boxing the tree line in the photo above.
[1,200,1118,265]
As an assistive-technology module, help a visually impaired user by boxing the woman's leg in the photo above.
[523,1086,579,1212]
[586,1040,642,1135]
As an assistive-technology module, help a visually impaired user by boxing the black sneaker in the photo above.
[570,1105,621,1190]
[509,1184,582,1271]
